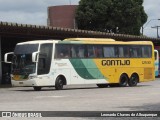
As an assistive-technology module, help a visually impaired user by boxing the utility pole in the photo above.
[151,26,160,38]
[69,0,71,5]
[142,19,160,35]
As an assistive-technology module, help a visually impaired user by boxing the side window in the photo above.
[71,45,77,58]
[142,46,152,58]
[71,45,86,58]
[123,46,130,58]
[88,45,96,58]
[103,46,116,58]
[103,46,118,58]
[96,45,103,58]
[87,45,103,58]
[118,46,124,57]
[117,45,130,58]
[38,43,53,75]
[130,46,142,58]
[118,46,130,58]
[55,44,70,58]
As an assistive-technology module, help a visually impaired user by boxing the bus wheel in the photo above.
[119,74,128,87]
[97,84,108,88]
[33,87,42,91]
[128,74,138,87]
[55,77,64,90]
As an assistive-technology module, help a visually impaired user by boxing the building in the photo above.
[47,5,78,29]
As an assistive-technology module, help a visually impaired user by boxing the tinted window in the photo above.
[103,46,118,58]
[130,46,142,58]
[123,46,130,58]
[88,45,96,58]
[55,44,152,59]
[87,45,103,58]
[118,45,149,58]
[55,44,70,58]
[142,46,152,58]
[14,44,39,54]
[118,46,124,58]
[71,45,86,58]
[55,44,87,58]
[95,45,103,58]
[37,43,53,75]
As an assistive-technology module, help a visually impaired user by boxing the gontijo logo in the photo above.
[102,60,130,66]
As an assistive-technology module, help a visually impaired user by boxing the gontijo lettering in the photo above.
[102,60,130,66]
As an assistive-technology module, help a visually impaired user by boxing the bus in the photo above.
[154,46,160,75]
[4,38,155,91]
[154,50,159,77]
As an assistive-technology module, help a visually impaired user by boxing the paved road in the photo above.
[0,79,160,119]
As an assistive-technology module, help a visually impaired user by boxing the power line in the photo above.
[151,26,160,38]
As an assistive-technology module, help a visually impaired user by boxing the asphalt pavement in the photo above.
[0,78,160,120]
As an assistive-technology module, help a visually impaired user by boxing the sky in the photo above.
[0,0,159,38]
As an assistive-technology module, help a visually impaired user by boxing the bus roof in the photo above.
[16,40,59,45]
[64,38,115,42]
[64,38,153,45]
[16,38,153,46]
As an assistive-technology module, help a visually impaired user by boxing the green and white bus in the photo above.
[5,38,155,91]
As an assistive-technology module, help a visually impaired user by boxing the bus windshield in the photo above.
[12,44,39,75]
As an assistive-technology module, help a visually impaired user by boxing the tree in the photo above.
[76,0,148,35]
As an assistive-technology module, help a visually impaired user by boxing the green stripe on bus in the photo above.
[69,59,106,80]
[81,59,106,79]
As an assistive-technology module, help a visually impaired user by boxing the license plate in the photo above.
[19,82,23,84]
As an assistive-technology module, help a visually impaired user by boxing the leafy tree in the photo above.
[76,0,147,35]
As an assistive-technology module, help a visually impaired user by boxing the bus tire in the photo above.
[97,84,108,88]
[119,74,128,87]
[33,87,42,91]
[128,74,138,87]
[55,76,64,90]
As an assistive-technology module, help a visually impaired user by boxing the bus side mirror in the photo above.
[4,52,14,63]
[32,52,39,62]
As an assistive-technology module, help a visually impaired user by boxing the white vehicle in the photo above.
[154,50,159,77]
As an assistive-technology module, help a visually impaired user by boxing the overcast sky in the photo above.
[0,0,159,38]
